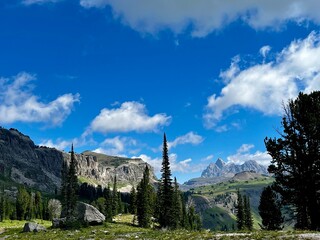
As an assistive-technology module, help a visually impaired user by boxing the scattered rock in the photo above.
[76,202,105,225]
[52,217,66,228]
[23,222,46,232]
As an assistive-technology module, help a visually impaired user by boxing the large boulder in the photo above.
[76,202,105,225]
[23,222,46,232]
[54,202,105,228]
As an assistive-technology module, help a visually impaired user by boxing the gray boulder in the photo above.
[23,222,46,232]
[52,217,66,228]
[76,202,105,225]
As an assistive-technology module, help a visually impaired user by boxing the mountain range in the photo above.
[201,158,269,178]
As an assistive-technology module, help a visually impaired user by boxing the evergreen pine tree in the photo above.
[236,189,244,230]
[244,195,253,230]
[136,165,153,228]
[258,186,283,230]
[129,187,137,215]
[112,175,118,216]
[0,185,5,221]
[0,195,4,222]
[61,144,79,222]
[103,185,113,222]
[158,133,174,228]
[16,186,30,220]
[60,158,68,216]
[172,177,182,229]
[265,91,320,230]
[34,191,43,219]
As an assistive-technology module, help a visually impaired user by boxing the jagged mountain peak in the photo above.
[215,158,226,169]
[201,159,268,178]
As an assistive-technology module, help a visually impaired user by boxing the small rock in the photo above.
[23,222,46,232]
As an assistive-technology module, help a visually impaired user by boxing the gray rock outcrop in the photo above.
[23,222,46,232]
[0,127,156,193]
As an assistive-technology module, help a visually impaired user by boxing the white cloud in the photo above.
[39,139,72,150]
[204,31,320,128]
[22,0,60,5]
[201,154,214,162]
[93,136,137,156]
[0,72,80,126]
[168,131,203,149]
[227,144,272,166]
[79,0,320,37]
[88,101,171,134]
[135,153,206,174]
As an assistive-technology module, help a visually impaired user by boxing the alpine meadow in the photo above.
[1,1,320,239]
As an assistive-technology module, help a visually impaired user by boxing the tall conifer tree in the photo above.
[136,165,153,228]
[265,91,320,230]
[172,177,182,229]
[244,195,253,230]
[158,133,174,228]
[112,175,118,216]
[236,189,244,230]
[259,186,283,230]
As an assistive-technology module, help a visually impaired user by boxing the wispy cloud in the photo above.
[0,72,80,126]
[168,131,203,149]
[93,136,138,156]
[22,0,60,5]
[204,31,320,128]
[88,101,171,134]
[135,153,206,174]
[227,144,272,166]
[79,1,320,37]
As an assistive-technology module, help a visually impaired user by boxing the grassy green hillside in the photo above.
[0,214,318,239]
[189,175,274,230]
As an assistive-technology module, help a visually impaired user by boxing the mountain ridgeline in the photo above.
[0,127,155,193]
[201,158,268,178]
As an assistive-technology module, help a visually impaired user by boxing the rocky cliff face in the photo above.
[0,127,155,193]
[201,158,268,178]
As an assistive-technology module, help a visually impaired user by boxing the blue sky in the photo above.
[1,0,320,183]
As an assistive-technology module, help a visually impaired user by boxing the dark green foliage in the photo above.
[187,206,202,231]
[265,91,320,230]
[0,195,4,221]
[259,186,283,230]
[236,189,244,230]
[243,195,253,231]
[16,186,30,220]
[104,185,113,222]
[129,186,137,215]
[112,176,118,216]
[172,177,182,229]
[61,144,79,222]
[92,197,106,214]
[34,191,43,219]
[158,133,174,228]
[236,190,253,231]
[136,166,154,228]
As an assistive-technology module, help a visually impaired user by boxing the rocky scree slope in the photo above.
[0,127,155,193]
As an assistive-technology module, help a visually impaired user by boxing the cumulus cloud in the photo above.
[0,72,80,126]
[227,144,272,166]
[168,131,203,149]
[88,101,171,134]
[79,0,320,37]
[134,153,206,174]
[93,136,137,156]
[204,31,320,128]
